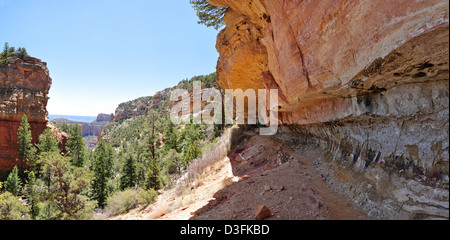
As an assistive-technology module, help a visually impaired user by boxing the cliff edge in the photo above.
[0,56,52,174]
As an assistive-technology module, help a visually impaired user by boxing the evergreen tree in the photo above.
[37,128,59,153]
[1,43,29,63]
[120,154,138,190]
[17,114,33,179]
[17,47,29,58]
[67,124,86,168]
[40,152,95,219]
[183,141,202,167]
[144,153,161,191]
[8,46,16,54]
[4,166,22,196]
[24,171,40,219]
[190,0,227,30]
[163,120,179,152]
[1,42,9,61]
[32,127,60,174]
[91,139,114,208]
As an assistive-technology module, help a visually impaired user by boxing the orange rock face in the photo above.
[0,56,52,174]
[209,0,449,219]
[209,0,449,169]
[211,0,449,119]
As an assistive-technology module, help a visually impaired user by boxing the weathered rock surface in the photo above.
[0,56,52,173]
[47,122,69,153]
[95,113,113,122]
[113,88,172,122]
[253,205,271,220]
[209,0,449,219]
[81,114,112,137]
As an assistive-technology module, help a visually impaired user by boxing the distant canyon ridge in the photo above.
[51,114,113,149]
[51,113,113,137]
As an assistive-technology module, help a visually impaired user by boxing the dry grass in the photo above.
[185,128,236,183]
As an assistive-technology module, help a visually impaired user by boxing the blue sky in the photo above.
[0,0,220,116]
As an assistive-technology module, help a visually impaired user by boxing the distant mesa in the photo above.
[51,113,113,149]
[96,113,114,122]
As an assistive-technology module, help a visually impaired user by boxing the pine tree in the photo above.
[17,114,33,179]
[32,128,60,174]
[120,154,137,190]
[37,128,59,153]
[144,153,161,191]
[8,46,16,54]
[91,139,114,208]
[24,171,40,219]
[163,120,179,152]
[67,124,86,168]
[40,152,95,219]
[1,42,9,60]
[190,0,227,30]
[17,47,29,58]
[4,166,22,196]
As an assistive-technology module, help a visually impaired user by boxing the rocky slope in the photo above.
[112,89,172,122]
[208,0,449,219]
[0,56,52,174]
[111,73,219,122]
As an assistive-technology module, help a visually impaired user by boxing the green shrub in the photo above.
[0,191,30,220]
[105,188,157,216]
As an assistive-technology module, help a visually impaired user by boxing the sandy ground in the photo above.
[111,134,365,220]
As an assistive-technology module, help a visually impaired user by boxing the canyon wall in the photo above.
[81,114,112,137]
[0,56,52,174]
[209,0,449,219]
[113,88,172,121]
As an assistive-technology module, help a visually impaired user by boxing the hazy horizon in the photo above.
[48,114,98,123]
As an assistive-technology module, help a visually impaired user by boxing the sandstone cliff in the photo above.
[0,56,52,173]
[113,88,172,122]
[81,114,112,137]
[209,0,449,219]
[95,113,113,122]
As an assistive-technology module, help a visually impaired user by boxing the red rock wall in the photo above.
[0,120,47,171]
[0,56,52,173]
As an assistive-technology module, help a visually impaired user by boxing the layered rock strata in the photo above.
[209,0,449,219]
[0,56,52,174]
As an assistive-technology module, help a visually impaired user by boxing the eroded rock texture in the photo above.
[0,56,52,174]
[209,0,449,219]
[113,88,172,122]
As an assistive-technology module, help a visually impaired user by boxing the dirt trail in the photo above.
[112,134,365,220]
